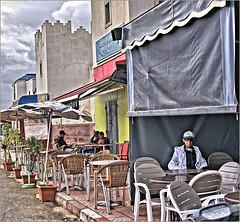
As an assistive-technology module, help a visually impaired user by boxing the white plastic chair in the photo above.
[189,170,222,199]
[208,152,233,170]
[134,163,168,222]
[160,181,206,221]
[219,162,239,193]
[134,156,160,171]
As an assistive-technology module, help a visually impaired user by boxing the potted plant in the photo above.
[24,136,43,163]
[36,184,58,201]
[13,164,22,178]
[2,124,17,171]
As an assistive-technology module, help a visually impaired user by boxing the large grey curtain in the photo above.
[126,2,237,116]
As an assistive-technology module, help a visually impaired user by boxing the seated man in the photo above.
[90,130,99,144]
[54,130,73,152]
[168,131,207,170]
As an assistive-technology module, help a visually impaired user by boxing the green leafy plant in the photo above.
[25,136,43,161]
[2,123,22,162]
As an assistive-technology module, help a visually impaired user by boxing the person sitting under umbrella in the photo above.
[54,130,73,152]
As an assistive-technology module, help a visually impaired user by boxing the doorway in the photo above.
[105,100,119,154]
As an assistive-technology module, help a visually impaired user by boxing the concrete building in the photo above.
[35,20,92,100]
[12,73,36,104]
[90,1,161,153]
[34,20,94,143]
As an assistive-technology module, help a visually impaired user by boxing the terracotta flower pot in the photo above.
[37,184,58,202]
[4,162,15,171]
[21,173,36,184]
[13,168,21,178]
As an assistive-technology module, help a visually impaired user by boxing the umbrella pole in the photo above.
[15,113,18,167]
[43,112,52,184]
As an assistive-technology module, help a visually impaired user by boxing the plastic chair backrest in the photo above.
[208,152,233,170]
[134,163,166,195]
[189,170,222,197]
[118,143,130,161]
[134,156,160,170]
[169,181,202,212]
[219,162,239,193]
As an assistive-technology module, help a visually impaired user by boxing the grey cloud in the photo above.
[13,1,66,29]
[52,1,91,32]
[1,1,91,110]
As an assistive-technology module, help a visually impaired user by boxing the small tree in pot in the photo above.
[2,124,21,170]
[24,136,43,170]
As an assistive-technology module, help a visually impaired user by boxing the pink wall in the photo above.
[51,123,95,147]
[94,54,126,82]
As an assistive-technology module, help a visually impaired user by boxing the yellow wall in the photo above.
[94,87,129,143]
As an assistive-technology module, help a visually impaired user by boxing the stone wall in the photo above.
[51,123,95,144]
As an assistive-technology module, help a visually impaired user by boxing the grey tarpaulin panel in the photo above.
[129,114,239,202]
[110,64,127,84]
[126,3,237,116]
[122,0,225,50]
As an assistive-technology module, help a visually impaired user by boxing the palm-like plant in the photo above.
[2,123,22,162]
[25,136,43,161]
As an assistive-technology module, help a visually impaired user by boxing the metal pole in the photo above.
[15,112,18,167]
[43,111,52,184]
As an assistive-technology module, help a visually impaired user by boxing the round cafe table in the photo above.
[224,191,239,204]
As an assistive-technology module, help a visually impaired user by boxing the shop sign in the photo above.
[96,26,122,63]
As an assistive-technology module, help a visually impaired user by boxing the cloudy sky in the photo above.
[1,1,91,110]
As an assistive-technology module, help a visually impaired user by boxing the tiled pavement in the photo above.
[49,179,162,222]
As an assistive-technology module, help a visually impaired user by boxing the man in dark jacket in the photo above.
[54,130,72,151]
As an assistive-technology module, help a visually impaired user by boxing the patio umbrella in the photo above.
[0,107,43,166]
[1,107,43,121]
[20,101,92,183]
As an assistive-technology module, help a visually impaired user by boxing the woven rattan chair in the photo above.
[208,152,233,170]
[50,150,71,185]
[94,161,130,214]
[86,153,120,201]
[59,153,88,195]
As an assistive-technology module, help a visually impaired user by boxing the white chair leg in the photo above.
[79,174,83,188]
[86,166,90,201]
[76,175,80,186]
[104,187,111,214]
[62,164,70,195]
[160,189,167,222]
[65,174,70,195]
[71,175,74,188]
[122,187,125,206]
[134,187,140,222]
[53,162,57,185]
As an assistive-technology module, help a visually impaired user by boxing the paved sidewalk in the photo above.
[51,178,161,222]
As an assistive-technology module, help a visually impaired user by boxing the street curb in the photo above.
[55,192,109,222]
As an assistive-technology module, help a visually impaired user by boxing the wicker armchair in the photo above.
[94,161,130,214]
[86,153,120,201]
[50,150,71,185]
[59,154,88,195]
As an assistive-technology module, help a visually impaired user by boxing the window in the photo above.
[105,1,111,27]
[40,61,42,77]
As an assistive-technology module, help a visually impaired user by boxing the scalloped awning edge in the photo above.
[122,0,226,52]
